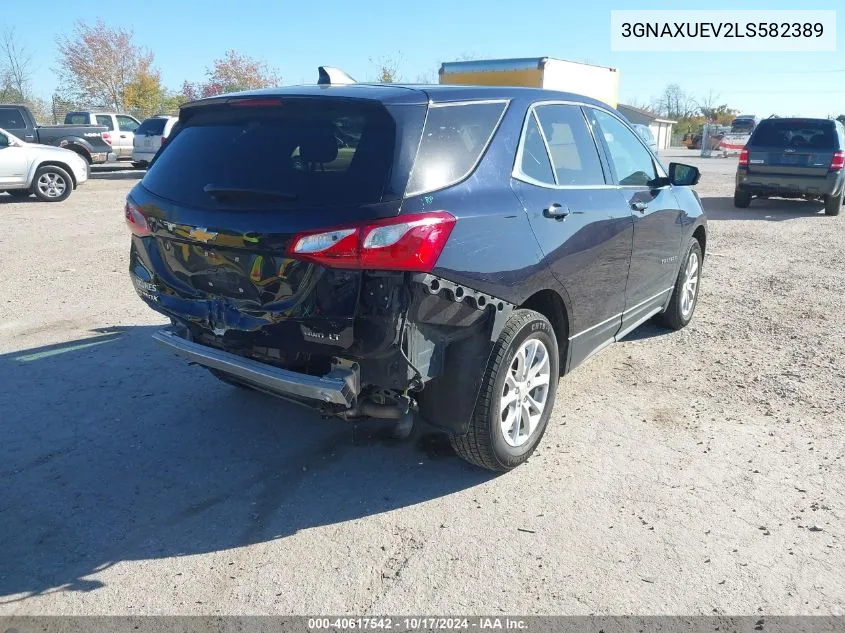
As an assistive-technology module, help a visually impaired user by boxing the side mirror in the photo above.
[669,162,701,186]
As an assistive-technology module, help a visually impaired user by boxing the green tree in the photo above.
[124,58,164,117]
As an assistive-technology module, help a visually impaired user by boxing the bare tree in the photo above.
[0,28,34,100]
[370,53,403,83]
[653,83,697,120]
[56,19,153,110]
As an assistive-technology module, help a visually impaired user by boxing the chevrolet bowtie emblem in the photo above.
[189,227,218,243]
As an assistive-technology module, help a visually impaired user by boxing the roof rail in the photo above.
[318,66,356,85]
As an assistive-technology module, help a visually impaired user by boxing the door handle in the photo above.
[631,201,648,212]
[25,134,35,140]
[543,203,571,219]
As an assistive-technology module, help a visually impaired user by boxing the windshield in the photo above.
[142,98,423,209]
[0,127,25,146]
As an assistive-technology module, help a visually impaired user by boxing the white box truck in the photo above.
[438,57,620,108]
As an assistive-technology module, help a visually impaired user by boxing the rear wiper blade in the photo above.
[203,185,298,201]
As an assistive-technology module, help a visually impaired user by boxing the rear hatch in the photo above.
[130,94,427,352]
[746,119,839,177]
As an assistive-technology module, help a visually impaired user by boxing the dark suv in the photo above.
[127,79,707,471]
[734,117,845,215]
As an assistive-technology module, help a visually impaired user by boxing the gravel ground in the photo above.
[0,154,843,615]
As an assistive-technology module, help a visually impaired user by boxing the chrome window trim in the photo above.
[405,99,511,197]
[512,100,619,190]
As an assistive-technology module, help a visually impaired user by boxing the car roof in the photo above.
[182,83,615,110]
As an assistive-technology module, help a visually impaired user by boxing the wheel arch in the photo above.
[692,223,707,257]
[33,161,78,188]
[518,288,570,374]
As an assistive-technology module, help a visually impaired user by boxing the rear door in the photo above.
[0,130,29,185]
[510,102,633,365]
[746,119,838,178]
[94,114,117,155]
[587,107,683,333]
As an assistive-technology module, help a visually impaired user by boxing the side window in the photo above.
[592,109,657,186]
[518,113,555,185]
[534,105,605,186]
[117,115,140,132]
[406,101,507,195]
[0,107,27,131]
[95,115,115,130]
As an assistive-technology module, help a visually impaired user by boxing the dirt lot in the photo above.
[0,153,843,615]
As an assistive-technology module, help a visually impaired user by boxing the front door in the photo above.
[511,103,634,367]
[587,107,683,335]
[116,115,140,159]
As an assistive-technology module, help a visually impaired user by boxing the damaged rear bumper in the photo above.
[152,329,360,407]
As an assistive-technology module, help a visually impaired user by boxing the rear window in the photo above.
[137,118,169,136]
[750,119,838,150]
[142,99,412,208]
[406,101,507,195]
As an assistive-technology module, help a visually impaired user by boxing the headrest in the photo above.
[299,122,338,164]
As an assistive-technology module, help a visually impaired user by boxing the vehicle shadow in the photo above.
[0,194,41,204]
[701,196,828,221]
[0,326,489,602]
[89,169,144,181]
[618,321,667,342]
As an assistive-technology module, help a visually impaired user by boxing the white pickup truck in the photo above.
[63,111,142,161]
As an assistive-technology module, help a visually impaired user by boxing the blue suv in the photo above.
[126,80,707,471]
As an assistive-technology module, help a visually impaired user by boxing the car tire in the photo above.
[132,161,147,169]
[7,189,31,198]
[32,166,73,202]
[823,191,842,216]
[657,238,703,331]
[733,189,752,208]
[450,309,559,472]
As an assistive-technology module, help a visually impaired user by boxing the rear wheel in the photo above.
[450,309,559,472]
[658,238,703,331]
[734,189,751,208]
[32,166,73,202]
[7,189,31,198]
[824,191,842,216]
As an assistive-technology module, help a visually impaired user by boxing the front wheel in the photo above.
[32,166,73,202]
[657,238,703,331]
[824,191,842,216]
[450,309,559,472]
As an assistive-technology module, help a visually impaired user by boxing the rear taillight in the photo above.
[288,212,456,272]
[125,198,151,237]
[102,131,112,146]
[830,151,845,172]
[738,148,749,166]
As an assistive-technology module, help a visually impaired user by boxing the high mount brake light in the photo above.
[288,212,456,272]
[230,98,283,107]
[125,198,151,237]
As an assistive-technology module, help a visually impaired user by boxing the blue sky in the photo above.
[3,0,844,118]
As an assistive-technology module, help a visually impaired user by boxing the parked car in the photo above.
[0,127,89,201]
[0,104,114,165]
[127,79,707,472]
[64,111,142,160]
[132,116,177,168]
[632,124,658,153]
[734,117,845,215]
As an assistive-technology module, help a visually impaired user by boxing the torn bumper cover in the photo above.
[152,329,360,407]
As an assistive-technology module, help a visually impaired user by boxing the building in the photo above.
[617,104,677,151]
